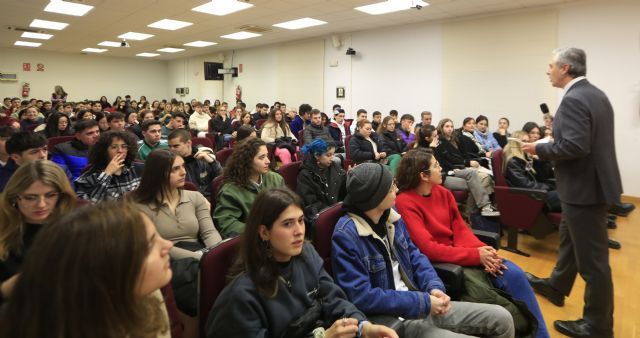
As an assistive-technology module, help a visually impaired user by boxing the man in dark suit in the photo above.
[523,47,621,338]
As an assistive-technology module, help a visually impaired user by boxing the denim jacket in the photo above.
[331,209,445,319]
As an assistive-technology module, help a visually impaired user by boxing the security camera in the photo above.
[121,40,130,48]
[346,47,356,56]
[413,4,422,9]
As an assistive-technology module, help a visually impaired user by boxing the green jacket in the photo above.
[214,171,284,237]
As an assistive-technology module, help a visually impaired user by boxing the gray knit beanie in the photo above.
[345,163,393,211]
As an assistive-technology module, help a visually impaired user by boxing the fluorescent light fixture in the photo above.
[44,0,94,16]
[98,41,121,47]
[273,17,327,30]
[355,0,429,15]
[184,40,217,47]
[137,52,160,57]
[148,19,193,31]
[21,32,53,40]
[30,19,68,30]
[157,47,185,53]
[220,31,261,40]
[118,32,154,40]
[15,41,42,47]
[82,48,107,53]
[192,0,254,16]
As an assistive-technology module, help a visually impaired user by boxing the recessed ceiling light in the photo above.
[273,17,327,30]
[15,41,42,47]
[355,0,429,15]
[30,19,69,30]
[192,0,254,16]
[157,47,185,53]
[21,32,54,40]
[118,32,154,41]
[98,41,121,47]
[148,19,193,31]
[82,48,108,53]
[44,0,94,16]
[184,40,217,47]
[137,52,160,57]
[220,31,261,40]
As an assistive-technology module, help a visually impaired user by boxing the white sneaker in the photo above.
[481,205,500,217]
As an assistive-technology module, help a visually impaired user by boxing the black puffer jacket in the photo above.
[349,132,382,164]
[183,146,222,198]
[504,156,553,191]
[434,137,469,173]
[378,131,406,155]
[296,156,346,227]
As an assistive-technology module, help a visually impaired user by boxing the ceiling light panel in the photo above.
[148,19,193,31]
[192,0,254,16]
[184,41,218,47]
[21,32,54,40]
[44,0,94,16]
[15,41,42,47]
[82,48,107,53]
[30,19,68,30]
[273,18,327,30]
[137,53,160,57]
[355,0,429,15]
[157,47,185,53]
[118,32,154,40]
[221,31,261,40]
[98,41,121,47]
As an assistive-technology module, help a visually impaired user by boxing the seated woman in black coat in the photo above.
[206,188,397,338]
[522,122,555,183]
[296,139,346,234]
[502,131,560,212]
[349,119,400,174]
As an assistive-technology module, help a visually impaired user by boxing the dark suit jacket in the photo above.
[536,79,622,205]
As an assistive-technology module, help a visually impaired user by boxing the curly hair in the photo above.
[223,138,267,187]
[395,148,434,192]
[88,131,137,171]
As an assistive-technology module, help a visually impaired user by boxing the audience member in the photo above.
[211,106,233,150]
[371,110,382,131]
[331,163,515,338]
[376,116,405,174]
[349,109,368,134]
[188,102,210,136]
[94,111,110,132]
[397,114,416,145]
[0,133,49,192]
[138,120,168,160]
[41,113,73,138]
[251,103,269,123]
[50,85,67,105]
[415,111,433,129]
[349,119,390,168]
[236,125,257,142]
[260,109,298,165]
[474,115,502,152]
[161,112,187,140]
[290,103,311,137]
[522,122,555,183]
[493,117,511,148]
[327,108,349,153]
[18,107,42,132]
[51,119,99,180]
[303,109,333,145]
[0,126,16,167]
[107,111,126,132]
[459,117,490,160]
[214,138,284,237]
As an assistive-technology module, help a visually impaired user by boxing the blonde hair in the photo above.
[502,130,528,173]
[0,160,76,260]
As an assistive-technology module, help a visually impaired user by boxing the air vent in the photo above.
[6,26,44,33]
[237,24,271,33]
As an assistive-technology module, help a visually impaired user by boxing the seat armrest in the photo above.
[366,315,404,336]
[507,187,548,200]
[472,229,500,249]
[433,263,464,295]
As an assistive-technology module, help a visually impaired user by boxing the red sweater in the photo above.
[396,185,484,266]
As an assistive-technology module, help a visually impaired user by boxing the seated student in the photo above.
[75,131,142,203]
[236,124,257,142]
[0,160,76,304]
[94,112,110,133]
[41,113,73,138]
[206,188,397,338]
[502,131,560,212]
[349,109,368,135]
[260,109,298,165]
[396,114,416,145]
[0,201,172,338]
[350,119,398,173]
[376,116,405,174]
[76,109,95,121]
[395,149,549,338]
[251,103,269,123]
[327,109,350,153]
[188,102,211,137]
[232,111,255,134]
[161,112,187,140]
[18,107,43,133]
[0,133,50,192]
[0,126,16,168]
[415,111,433,129]
[51,119,100,181]
[474,115,502,152]
[458,117,491,161]
[167,129,222,199]
[331,163,515,338]
[522,122,554,183]
[211,105,234,150]
[107,111,126,131]
[303,109,334,145]
[138,120,169,160]
[434,118,499,217]
[214,138,284,237]
[493,117,511,148]
[371,110,382,131]
[296,139,346,230]
[289,103,311,137]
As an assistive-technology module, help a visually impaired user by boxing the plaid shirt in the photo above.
[75,166,141,203]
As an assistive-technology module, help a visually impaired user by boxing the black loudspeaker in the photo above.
[204,62,223,80]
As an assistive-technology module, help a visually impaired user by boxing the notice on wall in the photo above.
[23,63,31,71]
[37,63,45,72]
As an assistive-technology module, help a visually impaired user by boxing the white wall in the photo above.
[0,47,169,102]
[167,53,225,103]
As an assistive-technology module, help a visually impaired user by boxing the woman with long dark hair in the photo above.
[41,113,73,138]
[0,201,173,338]
[213,138,284,237]
[75,131,141,203]
[260,109,298,165]
[207,188,397,338]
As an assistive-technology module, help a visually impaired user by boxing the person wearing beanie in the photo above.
[331,163,515,338]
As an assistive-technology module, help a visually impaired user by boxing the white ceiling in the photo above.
[1,0,578,60]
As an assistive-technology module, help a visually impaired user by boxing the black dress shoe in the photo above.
[608,238,621,250]
[525,272,565,306]
[609,202,635,217]
[607,219,617,229]
[554,319,613,338]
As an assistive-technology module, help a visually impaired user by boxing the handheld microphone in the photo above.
[540,103,549,114]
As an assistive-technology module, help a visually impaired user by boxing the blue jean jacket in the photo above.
[331,209,445,319]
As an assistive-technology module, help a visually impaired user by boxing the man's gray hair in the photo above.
[552,47,587,77]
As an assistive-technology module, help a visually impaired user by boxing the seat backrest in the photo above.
[47,135,74,150]
[255,119,266,130]
[210,175,224,211]
[160,284,184,338]
[277,161,302,191]
[183,181,198,191]
[344,135,353,161]
[297,129,304,146]
[198,236,240,337]
[191,137,214,150]
[491,149,507,187]
[215,148,233,166]
[312,203,344,275]
[204,133,217,150]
